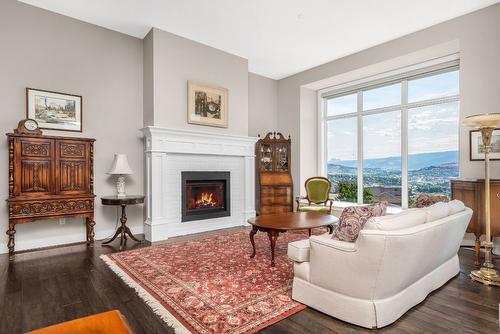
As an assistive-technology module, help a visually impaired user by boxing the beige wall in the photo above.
[143,29,155,126]
[145,28,250,136]
[248,73,278,137]
[277,3,500,196]
[0,1,277,253]
[0,0,144,252]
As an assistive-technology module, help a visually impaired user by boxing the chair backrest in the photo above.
[305,176,331,204]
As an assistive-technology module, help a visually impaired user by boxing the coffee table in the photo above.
[248,212,339,267]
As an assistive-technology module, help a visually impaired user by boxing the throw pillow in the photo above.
[413,194,448,208]
[425,202,449,223]
[365,209,426,231]
[448,199,466,215]
[332,202,387,242]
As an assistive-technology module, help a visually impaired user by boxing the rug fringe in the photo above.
[100,254,191,334]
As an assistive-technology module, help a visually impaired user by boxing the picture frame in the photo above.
[26,88,82,132]
[187,81,228,128]
[469,128,500,161]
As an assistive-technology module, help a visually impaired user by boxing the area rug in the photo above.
[101,229,313,334]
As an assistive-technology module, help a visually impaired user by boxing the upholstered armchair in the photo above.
[296,176,336,214]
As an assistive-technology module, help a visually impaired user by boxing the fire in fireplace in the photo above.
[181,171,230,222]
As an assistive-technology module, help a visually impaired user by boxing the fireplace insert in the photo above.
[181,171,230,222]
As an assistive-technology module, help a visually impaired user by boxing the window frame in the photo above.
[319,64,460,208]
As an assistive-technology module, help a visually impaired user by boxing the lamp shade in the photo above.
[463,113,500,128]
[107,154,133,175]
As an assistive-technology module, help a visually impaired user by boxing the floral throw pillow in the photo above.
[332,202,388,242]
[412,194,448,208]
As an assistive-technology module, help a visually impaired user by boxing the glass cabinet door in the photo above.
[275,143,289,172]
[259,143,273,171]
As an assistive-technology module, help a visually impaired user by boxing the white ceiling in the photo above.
[18,0,500,79]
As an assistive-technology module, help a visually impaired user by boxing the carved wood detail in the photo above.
[60,160,86,191]
[89,143,94,192]
[60,143,86,158]
[8,138,14,196]
[9,199,94,218]
[21,142,50,157]
[21,160,50,192]
[7,132,95,259]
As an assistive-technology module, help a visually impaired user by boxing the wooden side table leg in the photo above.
[119,204,127,250]
[102,226,123,245]
[475,234,481,266]
[267,230,279,267]
[249,226,257,258]
[6,221,15,260]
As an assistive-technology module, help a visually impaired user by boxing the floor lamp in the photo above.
[463,113,500,286]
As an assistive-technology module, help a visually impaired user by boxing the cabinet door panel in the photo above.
[59,160,88,194]
[21,160,51,194]
[15,138,55,196]
[56,140,90,195]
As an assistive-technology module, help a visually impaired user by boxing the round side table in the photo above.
[101,195,145,249]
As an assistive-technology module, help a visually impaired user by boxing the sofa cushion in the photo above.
[448,199,465,215]
[425,202,449,223]
[298,205,331,213]
[288,239,311,262]
[365,209,426,231]
[332,202,387,242]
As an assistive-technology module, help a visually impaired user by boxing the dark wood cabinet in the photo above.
[6,133,96,259]
[255,132,293,215]
[451,178,500,264]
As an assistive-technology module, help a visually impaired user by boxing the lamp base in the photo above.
[470,267,500,286]
[116,175,127,197]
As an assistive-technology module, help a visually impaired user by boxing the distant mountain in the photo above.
[328,150,458,171]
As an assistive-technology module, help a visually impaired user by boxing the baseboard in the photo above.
[0,225,144,255]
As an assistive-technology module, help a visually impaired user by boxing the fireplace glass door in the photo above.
[181,171,230,222]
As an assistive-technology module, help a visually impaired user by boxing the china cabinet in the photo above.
[255,132,293,215]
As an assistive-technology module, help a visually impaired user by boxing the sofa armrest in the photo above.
[288,239,311,262]
[309,234,358,252]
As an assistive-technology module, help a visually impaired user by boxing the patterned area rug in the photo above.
[101,229,312,334]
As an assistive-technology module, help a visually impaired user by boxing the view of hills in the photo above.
[328,150,458,171]
[327,150,459,204]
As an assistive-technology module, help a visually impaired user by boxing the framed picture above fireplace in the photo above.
[187,81,228,128]
[181,171,231,222]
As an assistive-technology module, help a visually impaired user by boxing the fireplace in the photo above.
[181,171,230,222]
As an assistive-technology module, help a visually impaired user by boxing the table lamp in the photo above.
[107,154,133,197]
[463,113,500,286]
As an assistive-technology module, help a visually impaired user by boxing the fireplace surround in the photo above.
[181,171,230,222]
[142,127,257,242]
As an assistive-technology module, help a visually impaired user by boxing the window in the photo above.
[323,67,459,208]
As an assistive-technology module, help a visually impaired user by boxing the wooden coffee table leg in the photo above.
[249,226,258,258]
[267,230,279,267]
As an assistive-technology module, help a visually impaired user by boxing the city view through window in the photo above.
[326,68,459,207]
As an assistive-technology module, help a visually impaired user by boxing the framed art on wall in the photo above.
[26,88,82,132]
[470,128,500,161]
[187,81,228,128]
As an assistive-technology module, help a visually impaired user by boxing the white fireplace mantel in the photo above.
[141,127,258,242]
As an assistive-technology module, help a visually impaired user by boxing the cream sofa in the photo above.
[287,202,473,329]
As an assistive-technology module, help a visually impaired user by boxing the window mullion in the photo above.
[357,91,363,204]
[401,80,409,209]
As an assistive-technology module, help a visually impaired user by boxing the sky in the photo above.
[327,70,459,161]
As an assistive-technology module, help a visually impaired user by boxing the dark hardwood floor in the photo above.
[1,228,499,334]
